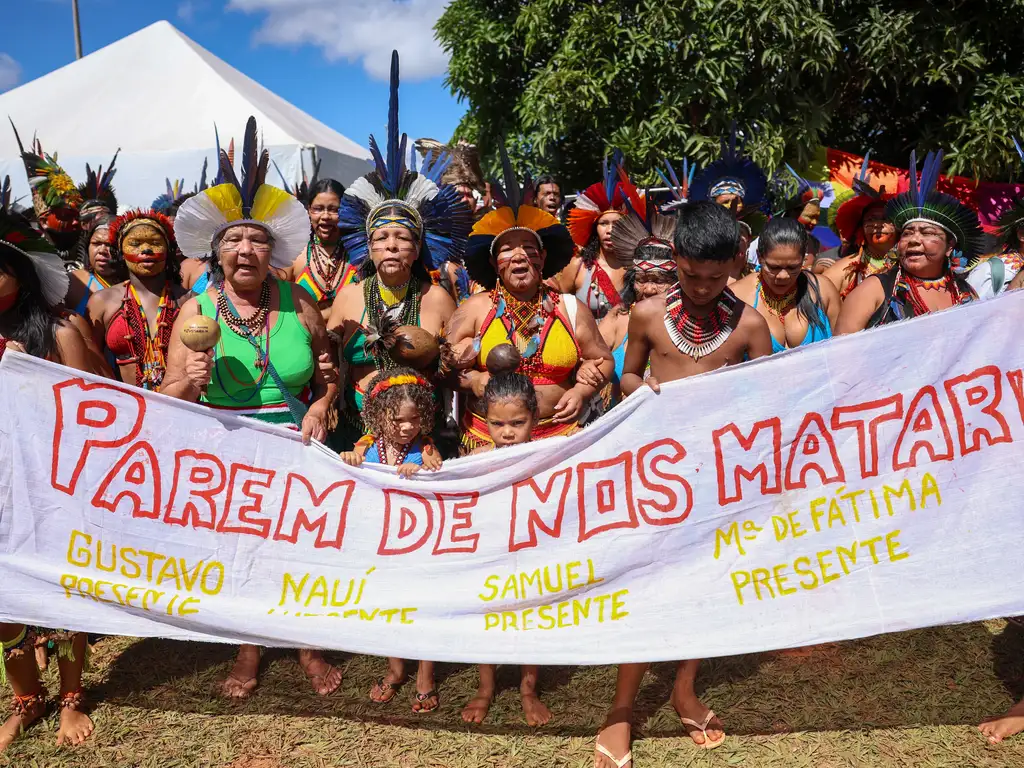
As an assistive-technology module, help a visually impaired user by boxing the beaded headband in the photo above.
[368,373,430,400]
[490,226,544,257]
[367,199,424,240]
[709,179,746,199]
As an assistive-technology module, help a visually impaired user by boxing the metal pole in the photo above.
[72,0,83,59]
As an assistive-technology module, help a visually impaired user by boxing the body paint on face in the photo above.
[120,222,169,277]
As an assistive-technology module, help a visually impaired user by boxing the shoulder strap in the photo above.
[562,294,578,332]
[990,257,1005,294]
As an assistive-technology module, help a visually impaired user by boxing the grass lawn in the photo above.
[2,619,1022,767]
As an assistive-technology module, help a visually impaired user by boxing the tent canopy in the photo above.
[0,20,371,210]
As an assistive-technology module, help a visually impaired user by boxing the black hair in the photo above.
[673,201,739,263]
[579,232,600,267]
[805,233,820,255]
[756,217,827,337]
[362,366,436,439]
[309,178,345,201]
[0,245,62,361]
[535,175,562,196]
[75,212,122,274]
[482,372,538,416]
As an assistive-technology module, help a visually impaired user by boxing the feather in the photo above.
[212,124,225,185]
[256,148,270,192]
[240,116,259,210]
[386,50,402,195]
[272,159,293,194]
[227,138,235,170]
[1014,137,1024,163]
[1,175,10,210]
[8,118,26,157]
[499,142,521,216]
[918,150,943,201]
[857,150,872,184]
[197,157,208,192]
[909,150,920,209]
[617,164,643,217]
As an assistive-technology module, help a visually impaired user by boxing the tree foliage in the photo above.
[435,0,1024,189]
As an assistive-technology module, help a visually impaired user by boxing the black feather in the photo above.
[240,116,259,211]
[499,142,520,216]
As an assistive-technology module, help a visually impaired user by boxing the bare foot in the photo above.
[56,708,94,747]
[595,707,632,768]
[979,699,1024,744]
[298,650,342,696]
[220,646,260,699]
[461,690,493,724]
[0,695,45,753]
[671,690,725,748]
[35,644,48,672]
[521,691,551,726]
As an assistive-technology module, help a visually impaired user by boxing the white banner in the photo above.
[2,292,1024,664]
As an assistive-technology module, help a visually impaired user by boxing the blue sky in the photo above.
[0,0,465,150]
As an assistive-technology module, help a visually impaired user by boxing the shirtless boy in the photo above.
[595,201,773,768]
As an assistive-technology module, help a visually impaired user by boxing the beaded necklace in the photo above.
[491,283,557,370]
[894,268,968,318]
[663,283,738,361]
[308,238,343,294]
[363,276,420,371]
[376,435,412,467]
[123,282,177,390]
[212,281,273,401]
[756,280,798,319]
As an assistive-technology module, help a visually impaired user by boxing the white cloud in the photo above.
[0,53,22,93]
[177,1,197,22]
[228,0,450,81]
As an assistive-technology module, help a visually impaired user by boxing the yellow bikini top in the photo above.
[477,293,580,385]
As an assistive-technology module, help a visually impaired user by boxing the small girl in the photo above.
[461,373,551,726]
[339,368,443,477]
[339,367,442,711]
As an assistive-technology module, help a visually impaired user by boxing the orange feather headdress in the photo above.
[465,145,574,290]
[566,153,634,247]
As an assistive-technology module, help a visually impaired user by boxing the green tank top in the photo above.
[196,279,314,426]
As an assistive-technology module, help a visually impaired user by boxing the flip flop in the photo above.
[220,672,257,700]
[413,689,440,713]
[594,742,632,768]
[370,677,400,704]
[302,662,342,696]
[681,709,726,750]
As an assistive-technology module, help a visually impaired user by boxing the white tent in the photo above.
[0,20,372,210]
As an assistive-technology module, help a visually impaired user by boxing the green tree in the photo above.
[435,0,1024,189]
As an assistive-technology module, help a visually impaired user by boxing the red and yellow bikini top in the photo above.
[476,291,580,386]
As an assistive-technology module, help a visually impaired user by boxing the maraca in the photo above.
[180,314,221,352]
[485,343,522,376]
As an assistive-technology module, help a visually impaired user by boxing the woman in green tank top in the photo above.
[163,144,342,701]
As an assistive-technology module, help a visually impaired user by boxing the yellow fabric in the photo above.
[477,308,579,377]
[205,184,244,222]
[250,184,293,223]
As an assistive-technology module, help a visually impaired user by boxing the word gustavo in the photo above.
[714,365,1024,505]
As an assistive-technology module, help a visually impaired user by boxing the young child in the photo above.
[595,202,773,768]
[461,373,551,726]
[338,367,442,711]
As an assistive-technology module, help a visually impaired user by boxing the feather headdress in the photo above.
[465,144,574,290]
[174,116,308,269]
[566,151,630,247]
[775,164,830,217]
[0,175,70,306]
[885,150,984,261]
[657,158,697,211]
[109,209,176,256]
[415,137,485,191]
[688,125,767,211]
[609,191,676,274]
[9,120,83,219]
[77,149,120,225]
[337,50,473,272]
[827,151,897,244]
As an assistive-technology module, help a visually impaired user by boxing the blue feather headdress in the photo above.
[688,125,767,210]
[657,158,697,211]
[337,50,472,272]
[885,150,984,262]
